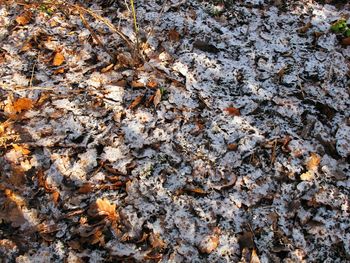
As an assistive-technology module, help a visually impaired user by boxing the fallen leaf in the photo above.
[12,144,30,155]
[15,11,32,26]
[52,51,65,66]
[341,37,350,46]
[168,29,180,42]
[224,107,240,116]
[227,143,238,151]
[101,63,114,73]
[52,191,60,205]
[198,235,219,254]
[147,80,158,89]
[153,89,162,108]
[131,81,145,88]
[12,98,33,113]
[53,68,65,74]
[300,171,314,181]
[78,183,94,194]
[128,95,144,110]
[250,249,261,263]
[297,22,312,34]
[149,233,166,249]
[88,198,119,221]
[193,40,219,53]
[306,152,321,172]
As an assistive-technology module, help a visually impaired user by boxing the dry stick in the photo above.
[74,5,134,52]
[78,11,115,60]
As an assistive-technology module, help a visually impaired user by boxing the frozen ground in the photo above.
[0,0,349,262]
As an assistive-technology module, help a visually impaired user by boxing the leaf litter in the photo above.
[0,0,350,262]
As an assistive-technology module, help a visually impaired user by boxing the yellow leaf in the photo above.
[250,249,261,263]
[300,171,314,181]
[52,51,65,66]
[12,144,30,155]
[306,153,321,172]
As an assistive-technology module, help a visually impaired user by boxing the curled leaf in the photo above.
[153,89,162,108]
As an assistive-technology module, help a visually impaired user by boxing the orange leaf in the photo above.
[147,80,158,89]
[88,198,119,221]
[128,95,144,110]
[52,51,65,66]
[15,11,32,26]
[168,29,180,42]
[153,89,162,108]
[224,107,240,116]
[13,98,33,113]
[12,144,30,155]
[52,191,60,205]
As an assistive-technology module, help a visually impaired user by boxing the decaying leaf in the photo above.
[227,143,238,151]
[198,235,219,254]
[297,22,312,34]
[78,182,94,194]
[168,29,180,42]
[153,89,162,108]
[52,190,60,205]
[131,80,145,88]
[300,171,314,181]
[15,11,32,26]
[88,198,119,221]
[149,232,166,250]
[224,107,240,116]
[128,95,144,110]
[341,37,350,46]
[306,152,321,172]
[52,51,65,66]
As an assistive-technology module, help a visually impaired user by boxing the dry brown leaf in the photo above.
[306,152,321,172]
[9,166,26,186]
[78,183,94,194]
[52,51,65,66]
[12,98,33,113]
[168,29,180,42]
[198,235,219,254]
[341,37,350,46]
[15,11,32,26]
[88,198,118,221]
[149,233,166,249]
[224,107,240,116]
[52,190,60,205]
[131,81,145,88]
[297,22,312,34]
[227,143,238,151]
[153,89,162,108]
[128,95,144,110]
[12,144,30,155]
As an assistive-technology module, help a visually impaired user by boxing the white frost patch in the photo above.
[336,125,350,158]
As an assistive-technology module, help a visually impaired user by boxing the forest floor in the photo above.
[0,0,350,262]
